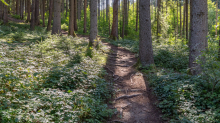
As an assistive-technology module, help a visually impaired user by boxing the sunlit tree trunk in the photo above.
[189,0,207,75]
[139,0,154,66]
[111,0,119,40]
[52,0,61,34]
[89,0,98,45]
[156,0,161,40]
[30,0,35,30]
[83,0,87,33]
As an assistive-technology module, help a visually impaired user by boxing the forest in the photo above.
[0,0,220,122]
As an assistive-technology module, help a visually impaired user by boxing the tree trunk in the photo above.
[216,0,218,37]
[139,0,154,66]
[106,0,110,34]
[30,0,35,30]
[66,0,68,18]
[21,0,24,19]
[135,0,138,31]
[52,0,61,34]
[42,0,45,26]
[83,0,87,33]
[77,0,81,20]
[16,0,20,15]
[180,0,182,38]
[186,0,188,40]
[35,0,39,25]
[61,0,64,12]
[183,1,186,38]
[177,0,178,35]
[27,0,31,22]
[111,0,119,40]
[189,0,207,75]
[3,0,8,25]
[98,0,100,23]
[156,0,161,40]
[47,0,53,31]
[74,0,78,31]
[124,0,128,35]
[0,1,3,20]
[12,0,15,14]
[89,0,98,45]
[122,0,125,38]
[69,0,76,36]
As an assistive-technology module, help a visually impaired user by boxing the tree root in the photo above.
[115,93,142,100]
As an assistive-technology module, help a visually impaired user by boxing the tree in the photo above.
[0,1,3,20]
[69,0,76,37]
[35,0,39,25]
[83,0,87,33]
[42,0,45,26]
[186,0,188,40]
[157,0,161,39]
[27,0,31,22]
[139,0,154,66]
[135,0,138,31]
[20,0,24,19]
[47,0,53,31]
[30,0,35,30]
[52,0,61,34]
[189,0,208,75]
[16,0,19,15]
[3,0,8,25]
[77,0,81,20]
[110,0,119,40]
[89,0,98,45]
[74,0,78,31]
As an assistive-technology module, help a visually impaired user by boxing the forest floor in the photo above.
[5,17,165,123]
[103,42,164,123]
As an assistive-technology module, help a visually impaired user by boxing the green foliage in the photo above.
[0,23,113,122]
[11,14,21,19]
[61,23,69,31]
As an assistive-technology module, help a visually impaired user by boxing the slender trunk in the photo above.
[16,0,20,15]
[47,0,53,31]
[3,0,8,25]
[69,0,76,36]
[12,0,15,14]
[30,0,35,30]
[180,0,182,38]
[77,0,81,20]
[66,0,68,18]
[135,0,138,31]
[111,0,119,40]
[0,1,3,20]
[124,0,128,35]
[98,0,100,22]
[216,0,218,37]
[20,0,24,19]
[139,0,154,66]
[42,0,45,26]
[157,0,161,40]
[83,0,87,33]
[186,0,188,40]
[122,0,125,38]
[177,0,178,35]
[35,0,39,25]
[89,0,98,45]
[74,0,78,31]
[183,1,186,38]
[27,0,30,22]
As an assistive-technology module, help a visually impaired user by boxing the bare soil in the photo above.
[103,42,165,123]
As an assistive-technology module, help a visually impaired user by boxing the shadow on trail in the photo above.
[103,41,164,123]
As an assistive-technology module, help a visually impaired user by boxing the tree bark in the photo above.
[61,0,64,12]
[139,0,154,66]
[52,0,61,34]
[122,0,125,38]
[89,0,98,45]
[74,0,78,31]
[77,0,81,20]
[177,0,178,35]
[216,0,218,37]
[3,0,8,25]
[27,0,31,22]
[189,0,207,75]
[186,0,188,40]
[157,0,161,40]
[111,0,119,40]
[20,0,24,19]
[16,0,20,15]
[30,0,35,30]
[83,0,87,33]
[35,0,39,25]
[180,0,182,38]
[124,0,128,35]
[42,0,45,26]
[47,0,53,31]
[69,0,76,36]
[183,1,186,38]
[0,1,3,20]
[135,0,138,31]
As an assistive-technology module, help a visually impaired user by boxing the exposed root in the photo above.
[105,66,115,76]
[115,93,142,100]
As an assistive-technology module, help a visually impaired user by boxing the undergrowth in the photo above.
[0,23,114,122]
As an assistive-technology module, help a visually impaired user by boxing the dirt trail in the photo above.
[104,43,164,123]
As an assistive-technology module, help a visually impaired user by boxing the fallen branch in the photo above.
[115,93,142,100]
[112,120,125,123]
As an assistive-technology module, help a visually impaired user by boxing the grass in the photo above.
[0,22,115,122]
